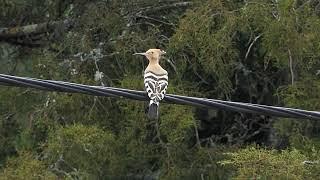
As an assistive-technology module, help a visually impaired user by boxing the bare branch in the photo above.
[0,19,73,40]
[162,57,177,74]
[194,123,201,147]
[140,2,193,15]
[136,14,175,26]
[245,34,262,60]
[288,49,295,85]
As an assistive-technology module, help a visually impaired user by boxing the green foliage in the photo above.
[0,0,41,25]
[278,78,320,110]
[169,0,238,96]
[0,87,45,162]
[160,105,195,144]
[263,1,320,69]
[221,146,313,179]
[1,0,320,179]
[81,1,124,38]
[0,151,56,179]
[0,109,19,164]
[45,124,118,178]
[274,77,320,158]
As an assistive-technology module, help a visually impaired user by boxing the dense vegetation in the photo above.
[0,0,319,179]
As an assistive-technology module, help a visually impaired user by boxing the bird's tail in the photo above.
[148,101,159,120]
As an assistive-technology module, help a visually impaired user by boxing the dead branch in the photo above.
[162,57,177,74]
[194,122,201,147]
[288,49,295,85]
[0,19,73,40]
[136,14,175,26]
[140,2,193,15]
[245,34,262,60]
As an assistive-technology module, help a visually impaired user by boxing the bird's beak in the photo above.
[133,52,147,56]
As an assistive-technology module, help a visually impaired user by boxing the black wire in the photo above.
[98,86,320,120]
[0,73,320,120]
[209,99,320,120]
[206,99,313,119]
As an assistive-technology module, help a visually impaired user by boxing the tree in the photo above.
[0,0,319,179]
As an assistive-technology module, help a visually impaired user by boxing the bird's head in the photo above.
[133,49,166,63]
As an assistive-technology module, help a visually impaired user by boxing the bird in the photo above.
[133,49,168,119]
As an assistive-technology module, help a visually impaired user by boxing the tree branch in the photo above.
[140,2,193,15]
[0,19,73,40]
[245,34,262,60]
[288,49,295,85]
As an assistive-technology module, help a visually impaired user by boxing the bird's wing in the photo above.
[144,72,168,103]
[156,80,168,101]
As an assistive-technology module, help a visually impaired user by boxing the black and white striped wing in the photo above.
[144,72,168,104]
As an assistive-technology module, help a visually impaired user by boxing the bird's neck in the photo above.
[146,60,166,74]
[148,57,159,66]
[148,61,159,66]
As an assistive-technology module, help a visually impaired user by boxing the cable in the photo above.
[0,73,320,120]
[97,86,320,119]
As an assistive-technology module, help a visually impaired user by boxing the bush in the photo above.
[45,124,118,179]
[220,146,315,179]
[0,151,56,180]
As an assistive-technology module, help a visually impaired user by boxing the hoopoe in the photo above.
[134,49,168,119]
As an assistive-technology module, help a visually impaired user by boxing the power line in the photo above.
[0,73,320,120]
